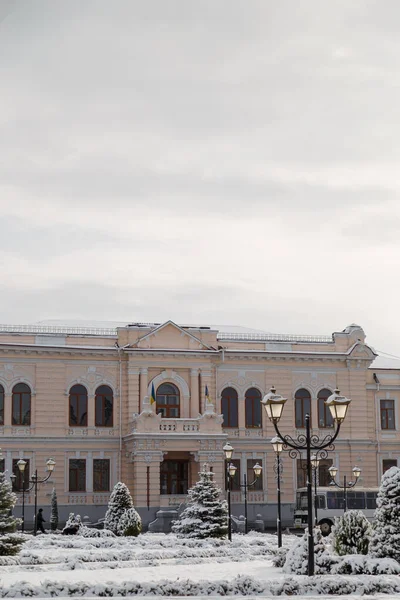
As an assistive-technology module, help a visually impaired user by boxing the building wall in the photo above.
[0,322,397,528]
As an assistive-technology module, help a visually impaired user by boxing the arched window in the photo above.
[95,385,113,427]
[221,387,238,428]
[69,384,88,427]
[245,387,262,428]
[317,388,333,428]
[156,383,180,418]
[295,388,311,429]
[12,383,31,426]
[0,384,4,425]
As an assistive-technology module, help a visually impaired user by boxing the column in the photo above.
[127,368,140,417]
[86,451,93,493]
[190,369,199,418]
[139,368,148,413]
[88,394,95,427]
[4,393,11,428]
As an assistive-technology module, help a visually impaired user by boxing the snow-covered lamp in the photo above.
[328,465,338,479]
[311,454,320,470]
[271,436,284,454]
[46,458,56,472]
[262,387,287,423]
[17,459,27,472]
[228,463,237,478]
[223,442,234,461]
[352,466,361,479]
[253,463,262,478]
[325,389,351,423]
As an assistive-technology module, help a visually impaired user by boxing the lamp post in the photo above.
[271,436,283,547]
[310,454,320,525]
[32,459,56,535]
[10,458,56,535]
[10,459,32,533]
[262,387,351,576]
[223,443,235,541]
[328,465,361,513]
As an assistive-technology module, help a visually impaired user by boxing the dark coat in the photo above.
[37,512,45,524]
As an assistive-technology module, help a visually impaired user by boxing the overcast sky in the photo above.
[1,0,400,354]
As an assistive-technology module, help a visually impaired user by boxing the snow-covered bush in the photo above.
[0,471,24,555]
[272,546,288,567]
[283,528,336,574]
[117,507,142,537]
[50,488,58,531]
[332,555,400,575]
[370,466,400,562]
[79,526,116,538]
[172,464,228,538]
[104,482,134,535]
[62,513,82,534]
[332,509,371,556]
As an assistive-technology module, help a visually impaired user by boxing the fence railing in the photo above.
[217,332,333,343]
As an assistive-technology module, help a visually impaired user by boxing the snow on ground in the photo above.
[0,532,399,597]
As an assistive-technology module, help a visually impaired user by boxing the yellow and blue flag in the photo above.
[150,382,156,405]
[205,385,210,403]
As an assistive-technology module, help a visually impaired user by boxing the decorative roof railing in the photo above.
[0,324,118,336]
[0,324,333,344]
[217,332,333,343]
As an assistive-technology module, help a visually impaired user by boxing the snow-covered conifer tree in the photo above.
[104,482,134,535]
[172,464,228,538]
[117,507,142,536]
[50,488,58,531]
[332,510,371,556]
[0,471,24,555]
[370,466,400,561]
[283,528,333,574]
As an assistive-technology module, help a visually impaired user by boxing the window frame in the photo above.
[69,384,88,427]
[221,387,239,428]
[12,458,30,492]
[317,388,334,429]
[69,458,86,492]
[0,384,4,426]
[295,389,311,429]
[95,385,114,427]
[156,383,180,419]
[245,388,262,428]
[93,458,110,492]
[160,459,188,495]
[380,399,395,430]
[12,383,31,426]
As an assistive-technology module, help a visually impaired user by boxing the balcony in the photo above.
[159,419,200,433]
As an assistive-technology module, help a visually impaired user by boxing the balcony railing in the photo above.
[159,419,200,433]
[230,491,267,503]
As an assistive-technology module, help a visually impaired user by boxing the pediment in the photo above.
[134,321,211,351]
[347,342,377,361]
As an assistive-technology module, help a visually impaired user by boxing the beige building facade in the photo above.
[0,320,397,527]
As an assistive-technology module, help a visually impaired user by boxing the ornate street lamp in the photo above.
[11,458,56,535]
[223,442,236,541]
[262,387,351,576]
[271,436,283,547]
[310,454,320,525]
[328,465,361,513]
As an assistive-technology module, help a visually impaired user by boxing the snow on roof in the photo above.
[370,355,400,370]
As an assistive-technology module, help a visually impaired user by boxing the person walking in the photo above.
[37,508,46,534]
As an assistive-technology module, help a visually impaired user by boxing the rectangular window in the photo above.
[225,459,241,491]
[296,459,307,488]
[247,459,263,491]
[160,460,188,495]
[347,491,365,510]
[93,459,110,492]
[69,459,86,492]
[318,459,333,487]
[380,399,395,430]
[383,459,397,473]
[0,459,4,472]
[12,459,30,492]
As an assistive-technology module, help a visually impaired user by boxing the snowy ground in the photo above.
[0,532,399,597]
